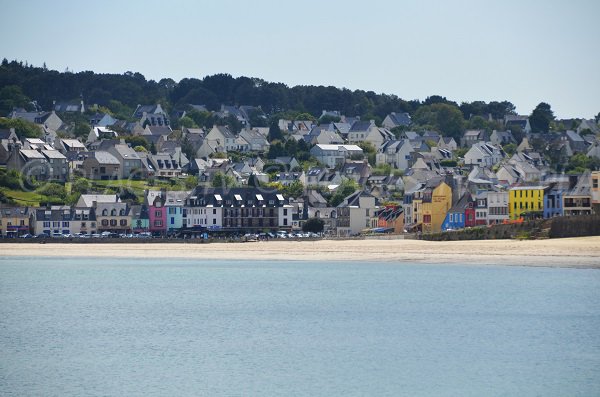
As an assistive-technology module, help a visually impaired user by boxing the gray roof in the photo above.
[349,120,373,132]
[41,150,66,159]
[94,151,120,165]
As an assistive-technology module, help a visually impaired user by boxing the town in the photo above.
[1,65,599,240]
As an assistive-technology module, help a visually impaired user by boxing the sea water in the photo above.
[0,257,599,397]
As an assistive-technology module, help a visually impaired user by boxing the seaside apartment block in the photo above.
[509,186,544,220]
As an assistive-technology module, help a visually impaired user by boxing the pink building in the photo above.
[147,190,167,235]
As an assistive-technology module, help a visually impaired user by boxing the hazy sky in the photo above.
[1,0,599,119]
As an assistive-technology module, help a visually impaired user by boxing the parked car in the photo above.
[35,233,50,238]
[19,233,33,239]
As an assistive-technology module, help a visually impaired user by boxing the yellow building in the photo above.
[508,186,544,220]
[0,206,31,237]
[421,182,452,233]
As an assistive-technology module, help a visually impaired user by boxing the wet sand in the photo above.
[2,236,600,268]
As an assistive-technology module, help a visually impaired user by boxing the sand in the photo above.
[2,236,600,268]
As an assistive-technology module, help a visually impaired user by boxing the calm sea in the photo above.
[1,257,599,397]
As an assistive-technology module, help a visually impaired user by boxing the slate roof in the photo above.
[349,120,374,132]
[387,112,411,126]
[93,151,120,165]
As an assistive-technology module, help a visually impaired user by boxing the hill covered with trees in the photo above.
[0,59,524,141]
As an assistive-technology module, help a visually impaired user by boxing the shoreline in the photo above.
[2,236,600,268]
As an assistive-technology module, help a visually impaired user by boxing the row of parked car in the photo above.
[15,232,154,239]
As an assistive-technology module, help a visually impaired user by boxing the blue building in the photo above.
[544,187,564,218]
[441,193,471,231]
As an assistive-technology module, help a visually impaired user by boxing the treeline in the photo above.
[1,59,521,139]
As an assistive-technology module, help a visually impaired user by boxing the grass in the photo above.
[0,188,45,206]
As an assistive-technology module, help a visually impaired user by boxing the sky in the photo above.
[1,0,599,119]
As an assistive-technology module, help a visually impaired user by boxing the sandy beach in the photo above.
[2,236,600,268]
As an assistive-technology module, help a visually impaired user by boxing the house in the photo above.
[96,202,131,233]
[0,128,19,165]
[71,207,98,235]
[474,192,488,226]
[275,171,306,187]
[441,193,472,231]
[33,205,97,236]
[6,143,49,181]
[146,190,168,235]
[239,128,270,152]
[564,130,587,153]
[438,136,458,151]
[205,125,237,152]
[147,153,182,178]
[130,204,150,234]
[142,125,173,138]
[375,205,404,234]
[504,115,531,134]
[306,167,342,188]
[464,142,504,167]
[508,186,545,220]
[376,139,415,171]
[9,109,64,132]
[348,120,394,149]
[40,149,68,182]
[562,172,592,216]
[461,130,488,148]
[487,191,509,224]
[274,157,301,171]
[165,190,191,233]
[382,112,411,129]
[55,138,86,155]
[80,151,120,180]
[336,191,378,237]
[304,126,344,145]
[106,141,144,179]
[577,119,600,135]
[54,100,85,113]
[87,126,118,144]
[420,181,453,233]
[184,187,293,234]
[88,113,117,127]
[32,206,75,236]
[542,176,569,218]
[133,104,169,126]
[0,206,30,237]
[489,130,517,146]
[340,160,371,185]
[310,144,363,169]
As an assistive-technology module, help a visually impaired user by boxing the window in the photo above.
[593,178,599,189]
[170,217,175,225]
[155,211,162,217]
[212,219,216,225]
[449,214,453,222]
[43,221,50,227]
[213,209,217,215]
[62,221,69,227]
[81,222,86,228]
[110,219,117,226]
[154,220,162,227]
[283,209,288,216]
[283,218,288,226]
[120,219,127,226]
[102,209,108,216]
[102,220,109,226]
[169,207,176,214]
[111,209,117,216]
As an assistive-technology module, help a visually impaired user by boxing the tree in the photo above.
[149,141,157,155]
[268,119,283,142]
[0,117,42,138]
[529,102,555,133]
[125,135,149,150]
[73,122,91,138]
[0,85,32,115]
[72,177,91,195]
[329,178,359,207]
[302,217,324,234]
[413,103,465,141]
[184,175,198,189]
[179,116,198,129]
[283,180,304,198]
[503,143,517,156]
[212,172,236,188]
